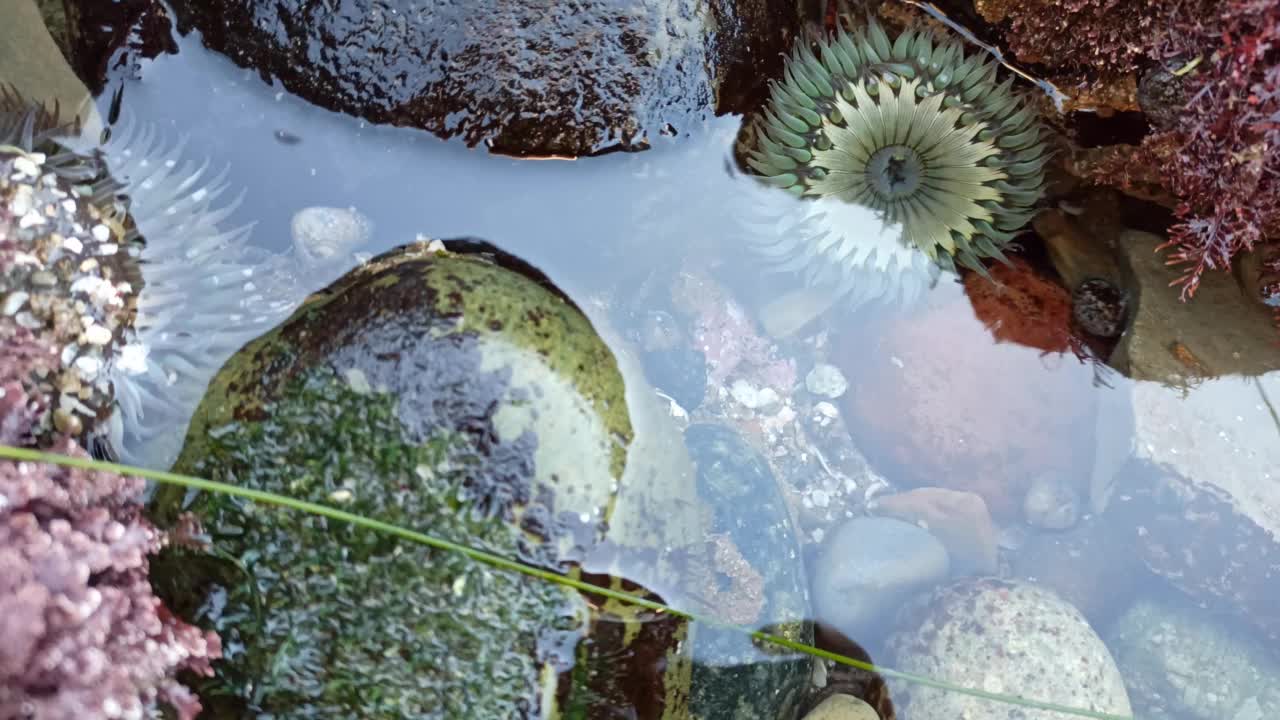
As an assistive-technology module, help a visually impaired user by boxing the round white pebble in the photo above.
[291,205,373,265]
[805,363,848,399]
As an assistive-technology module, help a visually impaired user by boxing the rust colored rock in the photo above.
[837,283,1097,521]
[964,257,1077,355]
[871,487,999,575]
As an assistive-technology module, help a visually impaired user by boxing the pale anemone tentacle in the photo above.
[55,114,309,470]
[740,15,1050,335]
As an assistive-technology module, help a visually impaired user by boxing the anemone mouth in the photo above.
[866,144,924,201]
[744,17,1049,279]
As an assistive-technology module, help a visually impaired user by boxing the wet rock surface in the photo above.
[886,578,1132,720]
[1107,597,1280,720]
[682,422,815,720]
[1035,201,1126,294]
[1009,515,1144,627]
[1022,471,1082,530]
[1099,232,1280,644]
[643,345,708,410]
[1104,445,1280,650]
[167,0,794,157]
[870,488,998,576]
[802,693,880,720]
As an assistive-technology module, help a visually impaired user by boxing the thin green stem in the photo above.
[0,444,1133,720]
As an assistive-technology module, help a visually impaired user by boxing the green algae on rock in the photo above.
[155,240,723,717]
[156,367,590,718]
[174,240,633,554]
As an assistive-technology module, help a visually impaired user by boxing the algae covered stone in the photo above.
[156,240,642,717]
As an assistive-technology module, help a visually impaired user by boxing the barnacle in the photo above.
[743,16,1049,306]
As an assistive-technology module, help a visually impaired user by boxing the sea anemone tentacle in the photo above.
[84,114,304,469]
[2,100,307,469]
[738,15,1050,335]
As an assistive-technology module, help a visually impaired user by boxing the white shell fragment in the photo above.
[290,205,373,266]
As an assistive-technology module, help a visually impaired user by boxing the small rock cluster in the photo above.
[1,143,136,448]
[664,266,890,545]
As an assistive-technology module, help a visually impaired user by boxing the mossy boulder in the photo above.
[155,240,817,718]
[154,240,664,716]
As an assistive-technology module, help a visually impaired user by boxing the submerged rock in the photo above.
[838,283,1097,521]
[1009,514,1143,628]
[155,240,811,718]
[1022,471,1081,530]
[871,487,999,575]
[289,205,372,269]
[157,240,644,716]
[801,693,879,720]
[1094,231,1280,640]
[167,0,794,156]
[1108,597,1280,720]
[886,578,1132,720]
[1104,422,1280,650]
[683,422,815,720]
[812,517,950,643]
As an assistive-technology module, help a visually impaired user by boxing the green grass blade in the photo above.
[0,444,1134,720]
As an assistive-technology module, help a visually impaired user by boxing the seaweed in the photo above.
[1155,0,1280,298]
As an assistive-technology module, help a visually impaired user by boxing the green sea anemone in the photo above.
[745,16,1049,278]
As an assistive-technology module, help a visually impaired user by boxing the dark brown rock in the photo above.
[167,0,795,157]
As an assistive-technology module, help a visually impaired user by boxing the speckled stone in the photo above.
[1107,597,1280,720]
[290,205,372,267]
[805,363,848,399]
[886,578,1131,720]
